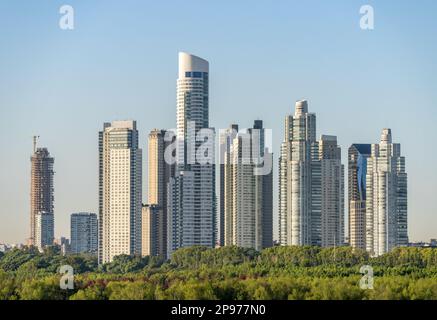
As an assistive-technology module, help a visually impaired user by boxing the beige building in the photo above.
[141,204,161,257]
[99,121,142,264]
[148,129,175,258]
[220,124,239,247]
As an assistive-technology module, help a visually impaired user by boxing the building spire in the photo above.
[33,135,39,154]
[380,128,392,144]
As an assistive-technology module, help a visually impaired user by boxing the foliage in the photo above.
[105,281,155,300]
[0,246,436,300]
[100,255,148,273]
[0,247,40,272]
[18,276,67,300]
[170,246,259,269]
[0,269,18,300]
[99,254,164,273]
[0,247,98,274]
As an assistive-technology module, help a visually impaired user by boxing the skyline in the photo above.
[1,1,437,244]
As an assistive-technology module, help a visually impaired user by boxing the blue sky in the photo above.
[0,0,436,243]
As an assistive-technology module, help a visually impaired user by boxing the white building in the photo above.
[168,52,216,257]
[218,124,238,246]
[223,120,273,250]
[219,124,239,247]
[70,212,98,255]
[0,244,9,253]
[279,100,321,246]
[366,129,408,256]
[35,211,54,251]
[99,120,142,264]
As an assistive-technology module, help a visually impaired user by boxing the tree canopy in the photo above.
[0,245,436,300]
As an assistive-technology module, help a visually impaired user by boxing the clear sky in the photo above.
[0,0,436,244]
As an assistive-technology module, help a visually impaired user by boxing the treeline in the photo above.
[0,246,436,300]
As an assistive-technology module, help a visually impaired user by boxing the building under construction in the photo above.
[29,137,54,247]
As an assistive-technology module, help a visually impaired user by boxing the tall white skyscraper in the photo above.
[99,120,142,264]
[223,121,273,250]
[366,129,408,256]
[319,135,344,247]
[279,100,321,246]
[168,52,216,257]
[70,212,98,255]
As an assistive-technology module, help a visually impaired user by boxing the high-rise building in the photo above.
[30,138,54,246]
[223,121,273,250]
[168,52,216,257]
[99,120,142,264]
[366,129,408,256]
[35,211,54,251]
[219,124,239,247]
[148,129,175,257]
[279,100,321,246]
[348,144,371,250]
[54,237,70,255]
[168,170,195,257]
[319,135,344,247]
[70,212,98,255]
[141,204,161,257]
[0,244,8,253]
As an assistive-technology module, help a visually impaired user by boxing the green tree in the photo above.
[105,281,155,300]
[69,285,107,300]
[101,255,149,273]
[19,276,68,300]
[0,270,18,300]
[0,247,40,272]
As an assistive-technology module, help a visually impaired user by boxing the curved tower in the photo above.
[176,52,209,165]
[168,52,216,257]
